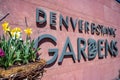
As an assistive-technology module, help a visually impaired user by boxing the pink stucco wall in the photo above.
[0,0,120,80]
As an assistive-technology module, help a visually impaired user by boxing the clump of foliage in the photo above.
[0,21,40,69]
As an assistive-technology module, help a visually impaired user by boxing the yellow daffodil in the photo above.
[10,27,22,39]
[2,21,10,33]
[15,32,21,39]
[24,27,32,36]
[11,27,21,33]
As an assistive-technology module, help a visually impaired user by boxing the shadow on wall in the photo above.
[113,70,120,80]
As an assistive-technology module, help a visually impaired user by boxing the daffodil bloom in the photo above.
[2,21,10,33]
[11,27,22,39]
[11,31,21,39]
[24,27,32,36]
[15,32,21,39]
[11,27,21,33]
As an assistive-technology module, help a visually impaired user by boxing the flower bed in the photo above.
[0,22,46,80]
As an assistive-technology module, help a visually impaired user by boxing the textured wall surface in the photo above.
[0,0,120,80]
